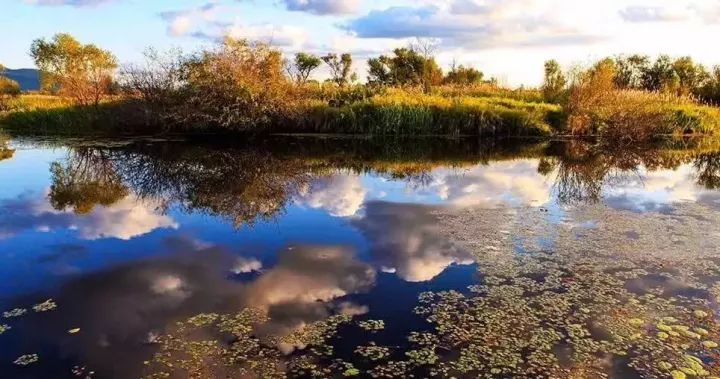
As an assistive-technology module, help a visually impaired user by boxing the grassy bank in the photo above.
[294,91,562,136]
[1,91,563,137]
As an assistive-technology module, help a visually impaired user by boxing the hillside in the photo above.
[1,68,40,91]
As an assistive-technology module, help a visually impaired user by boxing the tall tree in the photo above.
[642,55,676,92]
[30,33,118,106]
[541,60,567,103]
[366,48,442,91]
[614,54,650,89]
[321,53,354,87]
[286,52,322,85]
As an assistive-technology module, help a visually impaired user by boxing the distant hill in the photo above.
[1,68,41,91]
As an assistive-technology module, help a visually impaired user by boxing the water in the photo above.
[1,136,720,378]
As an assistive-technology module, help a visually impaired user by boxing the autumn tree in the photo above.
[286,52,322,85]
[322,53,354,87]
[178,38,295,129]
[30,33,118,106]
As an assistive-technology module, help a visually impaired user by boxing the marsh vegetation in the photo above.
[2,34,720,142]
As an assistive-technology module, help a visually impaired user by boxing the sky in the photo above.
[2,0,720,86]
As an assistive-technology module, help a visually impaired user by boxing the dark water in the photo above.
[1,136,720,378]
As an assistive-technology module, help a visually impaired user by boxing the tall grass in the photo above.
[292,90,562,136]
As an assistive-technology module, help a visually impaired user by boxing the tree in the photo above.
[444,64,484,86]
[695,66,720,105]
[671,56,708,96]
[541,60,567,103]
[322,53,354,87]
[614,54,650,89]
[642,55,676,92]
[178,38,295,129]
[286,52,322,85]
[30,33,118,106]
[366,48,442,90]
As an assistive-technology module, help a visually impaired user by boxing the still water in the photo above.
[1,136,720,378]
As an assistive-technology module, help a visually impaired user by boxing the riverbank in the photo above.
[2,89,719,141]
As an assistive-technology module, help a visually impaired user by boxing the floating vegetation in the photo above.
[32,299,57,312]
[355,343,390,361]
[3,308,27,318]
[358,319,385,332]
[0,324,10,335]
[14,354,39,366]
[424,202,720,378]
[144,309,354,379]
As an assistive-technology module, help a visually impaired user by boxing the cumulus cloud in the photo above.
[160,3,309,49]
[344,1,606,49]
[604,164,714,212]
[282,0,361,15]
[13,238,375,377]
[0,193,178,241]
[296,174,367,217]
[160,3,223,37]
[427,160,552,208]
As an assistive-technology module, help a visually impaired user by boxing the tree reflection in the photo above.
[538,139,720,204]
[694,153,720,190]
[49,148,129,214]
[0,132,14,161]
[48,137,720,224]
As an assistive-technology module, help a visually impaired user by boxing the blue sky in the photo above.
[3,0,720,85]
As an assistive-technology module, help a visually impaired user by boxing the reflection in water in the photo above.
[354,201,472,282]
[1,136,720,378]
[0,133,13,162]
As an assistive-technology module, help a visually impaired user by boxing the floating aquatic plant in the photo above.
[3,308,27,318]
[14,354,39,366]
[32,299,57,312]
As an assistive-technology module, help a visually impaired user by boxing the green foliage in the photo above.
[367,48,443,91]
[287,52,322,84]
[542,60,567,104]
[30,33,118,106]
[614,54,651,89]
[444,65,484,86]
[294,90,561,136]
[322,53,354,87]
[49,159,129,214]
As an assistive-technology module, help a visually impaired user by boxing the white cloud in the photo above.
[354,202,474,282]
[428,160,553,208]
[160,3,223,37]
[231,257,263,274]
[0,193,178,241]
[296,174,367,217]
[282,0,361,15]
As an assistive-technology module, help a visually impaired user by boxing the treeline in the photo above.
[542,55,720,105]
[540,56,720,142]
[2,33,720,140]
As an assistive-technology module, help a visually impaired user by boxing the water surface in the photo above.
[1,136,720,378]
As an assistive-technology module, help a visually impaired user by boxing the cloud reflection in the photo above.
[0,192,177,240]
[354,201,474,282]
[13,237,374,377]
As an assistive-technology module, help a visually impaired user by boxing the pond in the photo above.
[1,135,720,378]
